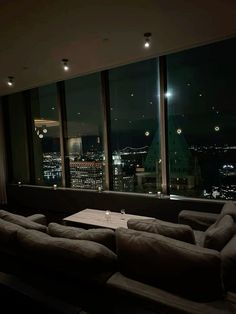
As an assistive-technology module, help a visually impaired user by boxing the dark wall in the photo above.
[6,184,224,223]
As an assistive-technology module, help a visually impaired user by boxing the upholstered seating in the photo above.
[0,208,236,313]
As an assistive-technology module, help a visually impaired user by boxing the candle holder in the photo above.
[157,191,162,198]
[98,186,102,193]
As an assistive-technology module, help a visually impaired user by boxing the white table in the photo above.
[63,208,152,230]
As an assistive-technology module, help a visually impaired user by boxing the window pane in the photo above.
[7,92,30,183]
[167,38,236,200]
[64,73,104,190]
[30,84,62,186]
[109,59,161,193]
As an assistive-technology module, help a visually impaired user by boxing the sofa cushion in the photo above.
[17,228,117,284]
[116,227,223,301]
[221,234,236,291]
[127,218,195,244]
[0,210,47,233]
[48,222,116,251]
[218,201,236,222]
[204,215,235,251]
[0,218,25,249]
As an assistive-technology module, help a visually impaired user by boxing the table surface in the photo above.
[63,208,153,229]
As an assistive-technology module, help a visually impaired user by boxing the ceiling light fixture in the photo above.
[62,58,69,71]
[144,32,152,48]
[7,76,14,87]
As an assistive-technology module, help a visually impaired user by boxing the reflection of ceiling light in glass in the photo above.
[7,76,14,86]
[34,119,59,140]
[214,126,220,132]
[144,32,151,48]
[165,91,172,98]
[62,58,69,71]
[34,119,59,127]
[177,128,182,135]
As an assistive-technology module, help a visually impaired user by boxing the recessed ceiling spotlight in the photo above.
[7,76,14,87]
[62,58,69,71]
[144,32,152,48]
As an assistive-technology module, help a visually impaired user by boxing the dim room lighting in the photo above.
[144,32,151,48]
[177,128,182,135]
[7,76,14,86]
[62,58,69,71]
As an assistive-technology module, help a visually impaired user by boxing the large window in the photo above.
[64,73,104,190]
[167,38,236,200]
[3,37,236,201]
[30,84,62,186]
[109,59,161,193]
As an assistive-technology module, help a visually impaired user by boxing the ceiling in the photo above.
[0,0,235,96]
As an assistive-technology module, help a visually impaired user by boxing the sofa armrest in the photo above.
[178,210,219,231]
[27,214,47,225]
[107,272,233,314]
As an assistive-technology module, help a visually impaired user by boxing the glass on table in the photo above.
[105,210,111,221]
[120,209,126,220]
